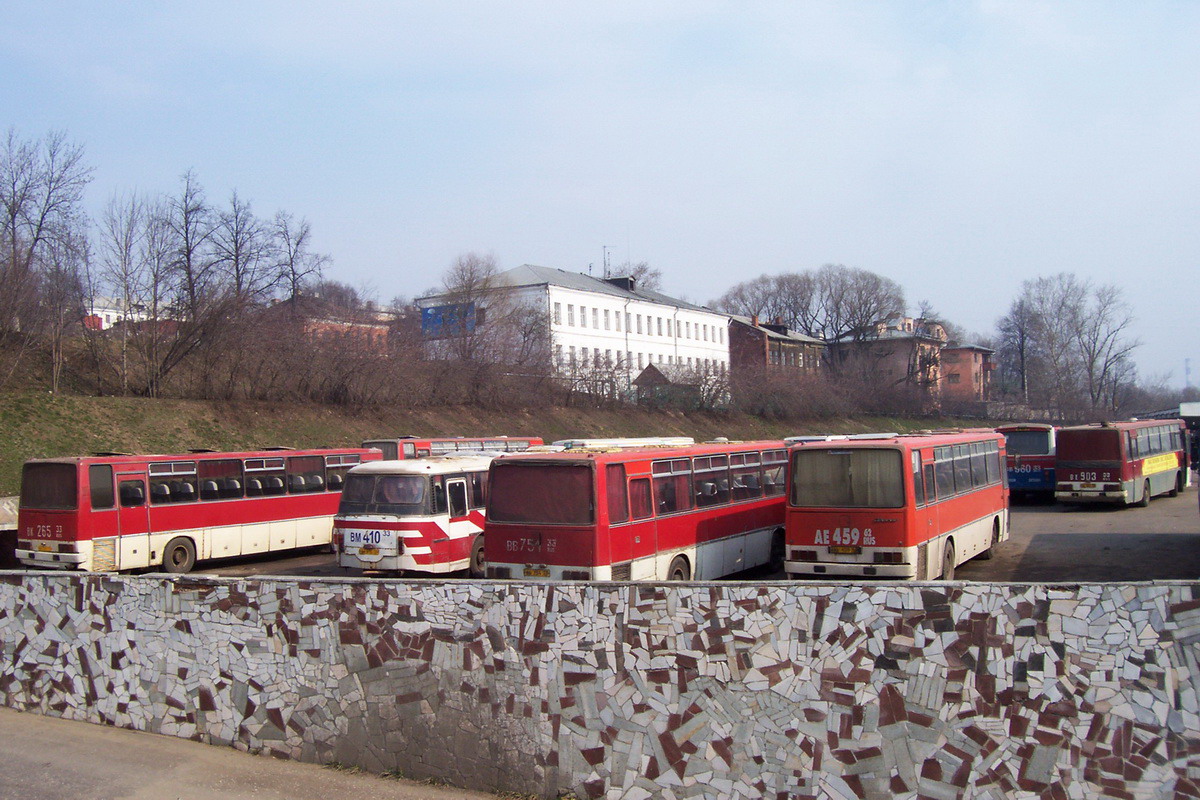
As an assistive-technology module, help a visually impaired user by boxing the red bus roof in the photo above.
[789,431,1003,451]
[1058,419,1183,434]
[491,440,788,466]
[24,446,381,468]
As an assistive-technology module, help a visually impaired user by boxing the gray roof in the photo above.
[729,314,825,345]
[427,264,723,315]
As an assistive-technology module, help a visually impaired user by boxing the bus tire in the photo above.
[769,530,785,572]
[941,540,955,581]
[468,537,486,579]
[1169,471,1183,497]
[163,537,196,574]
[1138,480,1151,507]
[978,519,1000,560]
[668,555,691,581]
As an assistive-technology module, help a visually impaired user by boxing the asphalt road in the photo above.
[0,708,494,800]
[200,485,1200,583]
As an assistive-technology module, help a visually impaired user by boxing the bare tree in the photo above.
[613,260,663,291]
[273,211,328,308]
[97,191,147,393]
[39,229,88,393]
[0,129,92,385]
[213,190,276,304]
[1078,283,1140,412]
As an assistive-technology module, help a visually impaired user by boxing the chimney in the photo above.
[752,314,759,327]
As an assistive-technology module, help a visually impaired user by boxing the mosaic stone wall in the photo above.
[0,572,1198,799]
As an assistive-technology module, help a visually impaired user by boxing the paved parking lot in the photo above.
[200,485,1200,583]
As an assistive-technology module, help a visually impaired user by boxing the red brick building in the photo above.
[728,315,825,381]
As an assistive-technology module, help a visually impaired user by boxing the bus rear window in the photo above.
[791,449,904,508]
[1004,430,1051,456]
[489,463,594,525]
[20,463,79,510]
[1058,430,1121,461]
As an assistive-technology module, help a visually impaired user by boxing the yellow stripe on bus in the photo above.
[1142,453,1179,476]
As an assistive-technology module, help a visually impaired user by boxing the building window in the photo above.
[554,303,562,325]
[657,318,663,336]
[582,346,589,363]
[568,305,575,326]
[594,349,601,368]
[593,308,599,328]
[580,306,587,328]
[719,328,724,344]
[947,374,961,384]
[637,315,643,334]
[569,345,576,365]
[604,309,611,330]
[615,312,621,332]
[625,312,631,331]
[703,325,709,341]
[605,349,612,366]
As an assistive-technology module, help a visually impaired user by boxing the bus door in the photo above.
[114,469,151,570]
[445,476,473,565]
[912,451,939,580]
[626,474,658,580]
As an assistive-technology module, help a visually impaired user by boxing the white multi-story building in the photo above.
[417,264,731,395]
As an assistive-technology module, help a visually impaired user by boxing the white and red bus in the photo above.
[484,440,789,581]
[785,431,1009,580]
[1055,419,1190,506]
[16,446,381,573]
[996,423,1057,498]
[332,454,492,576]
[361,436,543,460]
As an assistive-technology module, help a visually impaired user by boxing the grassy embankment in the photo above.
[0,390,966,496]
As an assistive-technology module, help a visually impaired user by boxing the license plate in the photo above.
[523,567,551,577]
[829,545,861,555]
[357,544,379,556]
[346,529,388,547]
[36,542,53,553]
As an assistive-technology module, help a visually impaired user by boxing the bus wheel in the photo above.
[978,520,1000,560]
[468,537,486,579]
[1138,480,1151,507]
[941,540,955,581]
[163,537,196,574]
[769,531,785,572]
[668,556,691,581]
[1169,472,1183,497]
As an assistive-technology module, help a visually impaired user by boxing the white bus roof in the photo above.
[552,437,695,449]
[347,454,497,475]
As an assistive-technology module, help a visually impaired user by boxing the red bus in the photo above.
[1055,419,1190,506]
[484,441,790,581]
[361,436,543,460]
[16,446,381,573]
[333,454,492,576]
[996,423,1057,498]
[785,431,1009,580]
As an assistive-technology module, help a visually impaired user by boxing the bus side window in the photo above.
[629,478,653,520]
[911,453,925,506]
[448,481,469,518]
[469,472,488,508]
[607,464,629,523]
[430,476,447,514]
[89,464,115,510]
[923,463,937,503]
[119,480,145,507]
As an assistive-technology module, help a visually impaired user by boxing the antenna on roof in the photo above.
[587,262,593,275]
[602,245,612,278]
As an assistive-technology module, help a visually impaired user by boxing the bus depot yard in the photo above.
[199,487,1200,583]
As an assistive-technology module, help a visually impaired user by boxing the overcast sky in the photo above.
[4,2,1197,388]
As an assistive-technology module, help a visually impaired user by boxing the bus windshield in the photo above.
[20,463,78,510]
[791,449,904,508]
[1004,430,1051,456]
[1058,430,1121,461]
[489,463,594,524]
[339,473,428,516]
